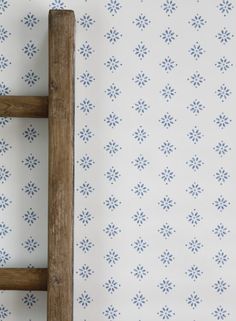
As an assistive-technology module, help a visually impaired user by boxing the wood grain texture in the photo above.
[48,9,74,321]
[0,268,47,291]
[0,96,48,117]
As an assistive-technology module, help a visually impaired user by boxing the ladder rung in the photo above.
[0,96,48,118]
[0,268,47,291]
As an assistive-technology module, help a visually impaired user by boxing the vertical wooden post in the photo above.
[48,10,75,321]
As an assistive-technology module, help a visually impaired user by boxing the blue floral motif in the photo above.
[188,71,205,87]
[160,28,178,44]
[0,0,10,14]
[49,0,65,9]
[214,141,231,157]
[22,237,39,253]
[161,0,177,16]
[79,41,94,60]
[0,81,10,95]
[186,155,204,171]
[105,167,120,184]
[78,126,94,143]
[104,140,121,156]
[189,14,206,30]
[103,277,121,294]
[79,98,95,115]
[187,126,203,144]
[104,195,121,211]
[22,153,40,170]
[189,42,205,60]
[132,291,147,309]
[79,71,95,87]
[214,113,232,129]
[159,167,175,184]
[133,13,150,31]
[158,140,176,156]
[213,223,230,239]
[215,57,233,73]
[186,292,201,309]
[79,13,95,30]
[131,237,149,253]
[214,167,230,185]
[22,208,39,226]
[132,181,149,198]
[0,304,10,320]
[77,291,92,309]
[216,28,234,44]
[103,305,120,320]
[79,154,94,171]
[132,155,149,171]
[22,181,40,198]
[158,278,175,294]
[216,84,231,102]
[104,27,122,44]
[133,126,148,144]
[212,306,230,320]
[0,165,10,183]
[131,264,149,281]
[105,83,121,101]
[78,181,94,198]
[104,112,122,128]
[158,223,175,239]
[186,182,203,198]
[133,71,150,87]
[0,193,11,211]
[160,84,176,102]
[22,292,38,309]
[22,70,40,87]
[186,209,202,226]
[21,12,39,29]
[0,54,10,71]
[213,249,229,267]
[104,56,122,72]
[186,238,203,254]
[104,249,120,267]
[105,0,122,16]
[78,208,93,226]
[104,222,121,239]
[212,278,230,295]
[22,125,39,143]
[186,265,203,281]
[159,249,174,267]
[159,113,176,129]
[0,222,11,238]
[217,0,234,16]
[0,25,10,42]
[132,208,148,226]
[158,195,175,211]
[157,305,175,319]
[132,99,150,115]
[77,264,94,280]
[0,248,10,266]
[22,40,39,59]
[187,99,205,116]
[160,56,177,73]
[78,237,94,253]
[213,195,230,212]
[133,42,149,60]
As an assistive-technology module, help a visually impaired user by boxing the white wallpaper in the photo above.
[1,0,236,321]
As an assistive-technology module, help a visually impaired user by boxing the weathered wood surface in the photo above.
[0,96,48,117]
[48,9,75,321]
[0,268,47,291]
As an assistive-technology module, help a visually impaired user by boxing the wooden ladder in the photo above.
[0,10,75,321]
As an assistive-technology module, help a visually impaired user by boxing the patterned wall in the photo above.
[1,0,236,320]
